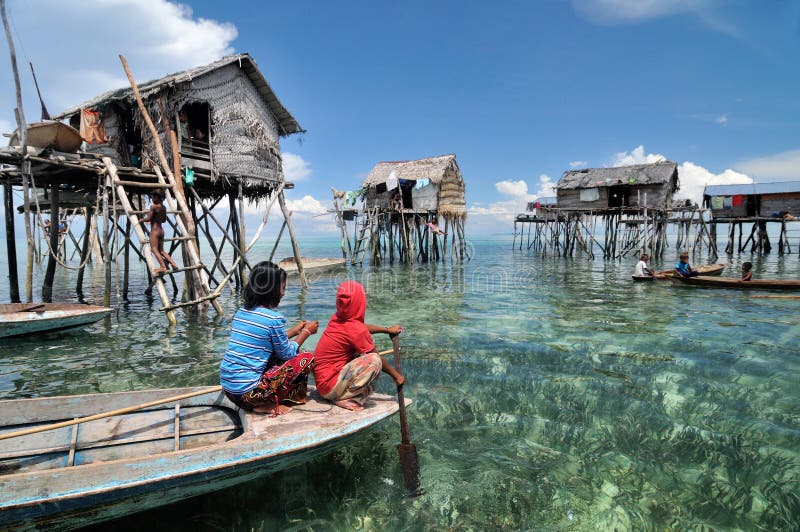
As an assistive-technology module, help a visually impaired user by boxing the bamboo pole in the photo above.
[4,182,19,302]
[41,185,60,302]
[277,191,306,287]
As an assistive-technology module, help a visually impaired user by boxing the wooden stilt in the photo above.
[277,191,306,287]
[4,182,20,302]
[41,184,60,303]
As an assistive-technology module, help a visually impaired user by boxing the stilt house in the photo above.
[703,182,800,219]
[555,161,679,210]
[0,53,306,324]
[331,154,468,264]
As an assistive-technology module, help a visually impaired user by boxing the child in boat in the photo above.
[220,261,318,416]
[634,253,653,277]
[313,280,404,411]
[140,190,178,274]
[674,252,699,277]
[741,262,753,282]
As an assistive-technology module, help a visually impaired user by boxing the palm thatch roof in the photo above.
[557,161,678,190]
[362,154,461,187]
[54,54,303,136]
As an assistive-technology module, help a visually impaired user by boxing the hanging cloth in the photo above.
[80,109,107,144]
[711,196,724,210]
[184,167,195,185]
[732,194,744,207]
[385,170,399,191]
[722,196,733,209]
[414,177,430,190]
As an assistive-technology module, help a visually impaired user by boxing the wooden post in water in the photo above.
[277,191,306,287]
[4,182,20,302]
[41,184,60,302]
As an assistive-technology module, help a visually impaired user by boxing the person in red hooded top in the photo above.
[313,281,404,411]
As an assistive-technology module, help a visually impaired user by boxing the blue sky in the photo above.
[1,0,800,235]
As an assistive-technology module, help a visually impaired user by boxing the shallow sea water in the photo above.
[1,236,798,530]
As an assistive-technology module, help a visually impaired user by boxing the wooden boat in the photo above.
[631,274,655,282]
[279,257,347,277]
[670,275,800,291]
[0,386,404,530]
[0,303,112,338]
[9,121,83,153]
[653,263,726,279]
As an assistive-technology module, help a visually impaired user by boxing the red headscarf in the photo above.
[313,281,376,396]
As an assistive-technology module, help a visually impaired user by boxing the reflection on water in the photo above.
[1,237,798,530]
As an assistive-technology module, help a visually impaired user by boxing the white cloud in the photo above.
[495,180,529,197]
[0,118,12,135]
[0,0,238,121]
[282,153,312,182]
[569,160,588,168]
[734,149,800,181]
[571,0,712,25]
[284,194,328,215]
[715,114,728,125]
[470,174,557,225]
[610,145,667,166]
[676,161,751,203]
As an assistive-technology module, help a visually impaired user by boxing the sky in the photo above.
[1,0,799,236]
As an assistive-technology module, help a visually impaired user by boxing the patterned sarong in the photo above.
[225,352,313,412]
[322,353,382,405]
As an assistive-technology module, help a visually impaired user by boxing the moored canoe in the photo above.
[0,386,404,530]
[0,303,112,338]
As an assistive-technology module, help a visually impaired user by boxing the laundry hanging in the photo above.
[414,177,430,190]
[80,109,107,144]
[385,170,399,191]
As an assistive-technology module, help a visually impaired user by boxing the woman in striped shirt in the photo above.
[220,261,318,416]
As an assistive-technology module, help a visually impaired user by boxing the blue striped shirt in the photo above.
[219,306,299,395]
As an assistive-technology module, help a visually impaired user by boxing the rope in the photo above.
[26,169,102,271]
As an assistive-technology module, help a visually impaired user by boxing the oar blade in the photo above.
[397,442,421,495]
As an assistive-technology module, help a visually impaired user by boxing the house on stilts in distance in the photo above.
[703,181,800,255]
[513,161,719,259]
[0,53,307,324]
[331,154,469,264]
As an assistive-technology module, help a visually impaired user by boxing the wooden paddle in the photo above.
[391,334,421,495]
[20,304,45,312]
[752,295,800,300]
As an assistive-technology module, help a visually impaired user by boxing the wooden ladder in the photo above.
[102,157,221,325]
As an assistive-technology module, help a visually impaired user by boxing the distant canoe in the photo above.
[653,263,726,279]
[279,257,347,276]
[0,303,111,338]
[0,386,403,530]
[9,121,83,153]
[670,275,800,291]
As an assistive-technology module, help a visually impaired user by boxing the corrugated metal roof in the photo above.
[54,54,303,136]
[704,181,800,196]
[556,161,677,190]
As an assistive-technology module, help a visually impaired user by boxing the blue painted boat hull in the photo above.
[0,303,111,338]
[0,387,402,531]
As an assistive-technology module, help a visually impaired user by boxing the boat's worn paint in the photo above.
[0,387,403,531]
[0,303,111,338]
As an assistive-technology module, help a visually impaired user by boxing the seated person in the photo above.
[675,252,699,277]
[634,253,653,277]
[220,261,318,416]
[426,216,446,236]
[741,261,753,282]
[313,281,404,411]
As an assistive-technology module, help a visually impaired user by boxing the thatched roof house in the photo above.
[361,154,466,219]
[55,53,302,198]
[555,161,678,210]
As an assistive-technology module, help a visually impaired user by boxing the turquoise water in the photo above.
[1,237,799,530]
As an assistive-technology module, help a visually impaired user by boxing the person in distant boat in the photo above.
[674,252,699,278]
[220,261,318,416]
[140,190,178,274]
[634,253,653,277]
[313,281,404,411]
[741,262,753,282]
[426,216,446,236]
